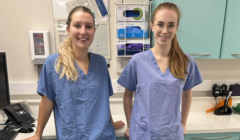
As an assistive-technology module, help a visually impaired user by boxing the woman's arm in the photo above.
[22,95,54,140]
[110,112,125,130]
[123,88,134,140]
[124,88,134,128]
[181,89,192,134]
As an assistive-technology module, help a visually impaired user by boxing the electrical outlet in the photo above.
[117,83,125,93]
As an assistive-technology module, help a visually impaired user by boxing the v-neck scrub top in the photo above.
[117,50,202,140]
[37,53,116,140]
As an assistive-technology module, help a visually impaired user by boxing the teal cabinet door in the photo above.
[151,0,159,14]
[116,137,127,140]
[220,0,240,59]
[151,0,226,59]
[117,133,240,140]
[150,0,161,46]
[185,132,240,140]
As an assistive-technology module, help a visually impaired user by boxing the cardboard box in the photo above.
[116,5,145,21]
[117,22,148,38]
[117,38,150,55]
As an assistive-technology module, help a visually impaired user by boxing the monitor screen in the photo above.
[0,52,10,110]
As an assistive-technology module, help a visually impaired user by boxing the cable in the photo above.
[0,123,7,125]
[214,97,217,111]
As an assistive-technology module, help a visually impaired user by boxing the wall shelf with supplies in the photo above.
[115,1,152,73]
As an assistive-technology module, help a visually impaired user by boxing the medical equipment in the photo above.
[206,98,232,113]
[212,84,228,97]
[29,31,50,64]
[231,84,240,96]
[212,84,221,97]
[214,91,233,115]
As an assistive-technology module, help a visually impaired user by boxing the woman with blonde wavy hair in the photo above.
[23,6,124,140]
[118,2,202,140]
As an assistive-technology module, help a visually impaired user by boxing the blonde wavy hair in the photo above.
[151,2,189,81]
[55,6,95,82]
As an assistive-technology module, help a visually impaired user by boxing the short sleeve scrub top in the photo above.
[37,53,116,140]
[117,50,202,140]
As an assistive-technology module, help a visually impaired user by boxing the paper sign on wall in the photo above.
[65,0,108,21]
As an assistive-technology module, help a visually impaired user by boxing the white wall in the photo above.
[0,0,240,85]
[0,0,55,82]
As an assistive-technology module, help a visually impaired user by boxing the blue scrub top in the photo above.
[117,50,202,140]
[37,53,116,140]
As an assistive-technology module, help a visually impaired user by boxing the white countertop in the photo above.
[15,112,240,140]
[186,112,240,134]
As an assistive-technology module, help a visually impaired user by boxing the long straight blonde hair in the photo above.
[55,6,95,82]
[151,2,189,81]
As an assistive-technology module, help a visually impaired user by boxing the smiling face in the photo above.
[151,9,178,48]
[67,11,96,51]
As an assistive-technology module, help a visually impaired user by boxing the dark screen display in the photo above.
[12,106,20,110]
[0,54,10,108]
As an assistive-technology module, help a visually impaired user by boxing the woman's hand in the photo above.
[124,128,130,140]
[113,120,125,130]
[21,134,41,140]
[182,125,187,135]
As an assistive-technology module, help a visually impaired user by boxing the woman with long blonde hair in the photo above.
[23,6,124,140]
[118,2,202,140]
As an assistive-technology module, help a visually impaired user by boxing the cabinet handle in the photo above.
[188,53,211,56]
[189,135,231,139]
[231,53,240,56]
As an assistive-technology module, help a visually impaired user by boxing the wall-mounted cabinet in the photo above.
[220,0,240,59]
[151,0,240,59]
